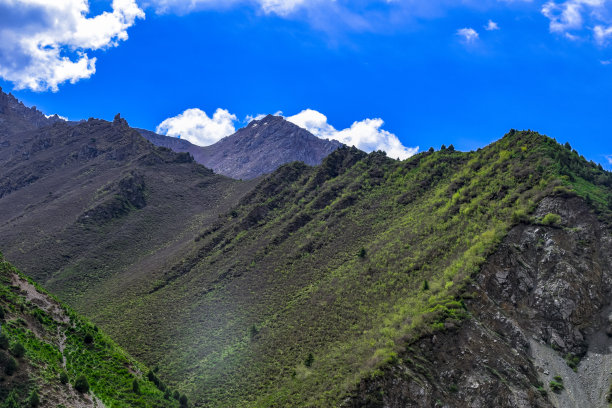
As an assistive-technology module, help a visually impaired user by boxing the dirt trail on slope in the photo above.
[9,272,107,408]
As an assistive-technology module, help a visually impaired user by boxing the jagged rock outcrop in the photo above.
[0,87,63,137]
[139,115,342,179]
[348,196,612,408]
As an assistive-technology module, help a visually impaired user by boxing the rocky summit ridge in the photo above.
[140,114,342,179]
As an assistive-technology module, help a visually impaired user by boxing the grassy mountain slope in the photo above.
[0,115,256,317]
[0,253,184,408]
[90,130,612,407]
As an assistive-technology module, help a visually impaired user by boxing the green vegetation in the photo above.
[550,376,564,392]
[0,254,180,407]
[565,353,580,371]
[541,213,562,226]
[87,130,612,407]
[74,375,90,393]
[5,130,612,407]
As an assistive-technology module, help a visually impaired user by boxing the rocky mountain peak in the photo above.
[139,114,342,179]
[0,87,63,136]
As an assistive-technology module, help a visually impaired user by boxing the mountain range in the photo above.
[1,89,612,407]
[138,114,342,179]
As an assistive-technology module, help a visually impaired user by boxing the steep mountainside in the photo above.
[3,88,612,408]
[0,110,256,322]
[140,115,342,179]
[0,254,183,407]
[68,131,612,407]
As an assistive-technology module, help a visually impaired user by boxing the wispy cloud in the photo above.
[541,0,612,45]
[457,27,479,43]
[485,19,500,31]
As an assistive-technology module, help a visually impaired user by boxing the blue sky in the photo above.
[1,0,612,165]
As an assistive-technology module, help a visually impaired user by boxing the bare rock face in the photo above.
[139,115,342,179]
[347,196,612,408]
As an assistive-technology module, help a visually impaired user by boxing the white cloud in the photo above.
[541,0,612,45]
[0,0,144,92]
[146,0,314,15]
[45,113,68,121]
[594,24,612,45]
[245,111,283,123]
[286,109,418,160]
[606,154,612,164]
[457,27,479,43]
[485,19,499,30]
[156,108,238,146]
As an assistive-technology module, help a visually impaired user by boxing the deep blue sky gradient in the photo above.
[3,2,612,167]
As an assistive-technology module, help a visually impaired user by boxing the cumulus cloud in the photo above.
[607,154,612,164]
[457,27,479,43]
[146,0,313,15]
[0,0,144,92]
[485,20,500,31]
[286,109,418,160]
[156,108,238,146]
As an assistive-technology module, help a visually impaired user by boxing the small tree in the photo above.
[5,356,17,375]
[249,324,258,340]
[29,389,40,407]
[74,375,89,393]
[59,371,69,384]
[10,342,25,358]
[84,333,94,344]
[132,378,140,394]
[179,394,189,407]
[0,306,5,320]
[358,247,366,258]
[173,390,180,400]
[2,390,19,408]
[304,353,314,368]
[422,280,429,291]
[0,334,8,350]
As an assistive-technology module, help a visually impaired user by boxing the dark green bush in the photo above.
[179,394,188,407]
[305,353,314,368]
[132,378,140,394]
[249,324,258,340]
[59,371,69,384]
[422,280,429,291]
[173,390,180,400]
[10,342,25,358]
[542,213,562,226]
[74,375,90,393]
[84,333,94,344]
[4,356,17,375]
[29,390,40,407]
[549,380,564,392]
[2,390,19,408]
[0,334,8,350]
[358,247,366,258]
